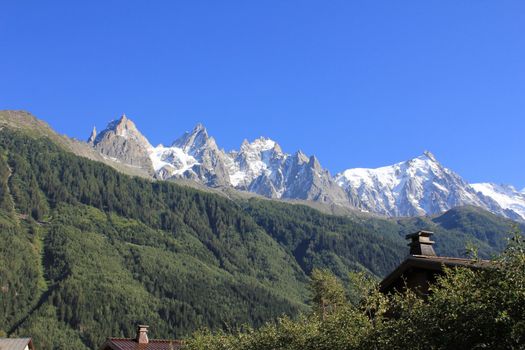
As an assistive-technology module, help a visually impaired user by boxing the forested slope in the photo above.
[0,126,518,349]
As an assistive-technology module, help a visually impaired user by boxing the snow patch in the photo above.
[149,145,199,176]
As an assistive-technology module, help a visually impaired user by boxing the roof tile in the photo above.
[104,338,183,350]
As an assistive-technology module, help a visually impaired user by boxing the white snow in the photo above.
[334,153,489,217]
[228,137,284,187]
[149,145,199,175]
[471,183,525,220]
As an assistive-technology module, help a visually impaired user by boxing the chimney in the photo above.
[136,325,149,344]
[406,231,436,256]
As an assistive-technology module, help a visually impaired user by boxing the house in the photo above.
[100,325,182,350]
[0,337,35,350]
[379,230,493,295]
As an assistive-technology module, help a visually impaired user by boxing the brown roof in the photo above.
[379,254,494,293]
[102,338,183,350]
[0,338,34,350]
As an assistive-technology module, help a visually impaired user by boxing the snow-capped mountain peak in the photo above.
[149,123,229,186]
[335,152,500,217]
[228,137,285,188]
[240,136,281,154]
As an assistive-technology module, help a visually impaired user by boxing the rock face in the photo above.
[154,124,231,186]
[225,139,349,205]
[91,115,154,173]
[152,131,348,206]
[88,116,524,220]
[228,137,286,193]
[280,153,350,205]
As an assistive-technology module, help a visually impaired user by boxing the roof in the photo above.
[102,338,183,350]
[379,254,494,293]
[0,338,34,350]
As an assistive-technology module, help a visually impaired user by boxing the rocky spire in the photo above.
[87,126,97,145]
[308,155,322,171]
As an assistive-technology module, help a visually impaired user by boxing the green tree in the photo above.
[310,269,346,319]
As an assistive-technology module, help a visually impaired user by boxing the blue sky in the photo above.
[1,1,524,187]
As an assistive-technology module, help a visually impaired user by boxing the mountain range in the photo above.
[0,109,523,349]
[88,114,525,221]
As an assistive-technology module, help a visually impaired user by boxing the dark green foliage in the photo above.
[0,153,15,213]
[185,231,525,349]
[244,200,406,278]
[0,214,43,335]
[309,269,346,318]
[431,205,521,251]
[0,128,518,349]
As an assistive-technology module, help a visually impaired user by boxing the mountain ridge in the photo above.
[87,113,524,221]
[1,110,521,221]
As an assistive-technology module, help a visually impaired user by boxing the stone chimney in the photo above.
[406,230,436,256]
[136,325,149,344]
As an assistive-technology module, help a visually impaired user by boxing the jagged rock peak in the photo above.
[240,137,282,154]
[308,155,322,170]
[87,126,97,144]
[422,150,437,162]
[193,122,207,134]
[294,150,309,163]
[95,114,152,149]
[172,123,212,151]
[107,114,133,134]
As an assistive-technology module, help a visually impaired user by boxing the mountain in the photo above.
[152,123,231,186]
[94,118,350,207]
[471,183,525,221]
[0,110,522,349]
[90,114,154,173]
[335,151,512,218]
[227,138,349,205]
[228,137,286,193]
[88,115,523,221]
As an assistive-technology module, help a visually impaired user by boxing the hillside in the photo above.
[0,110,151,178]
[0,120,520,349]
